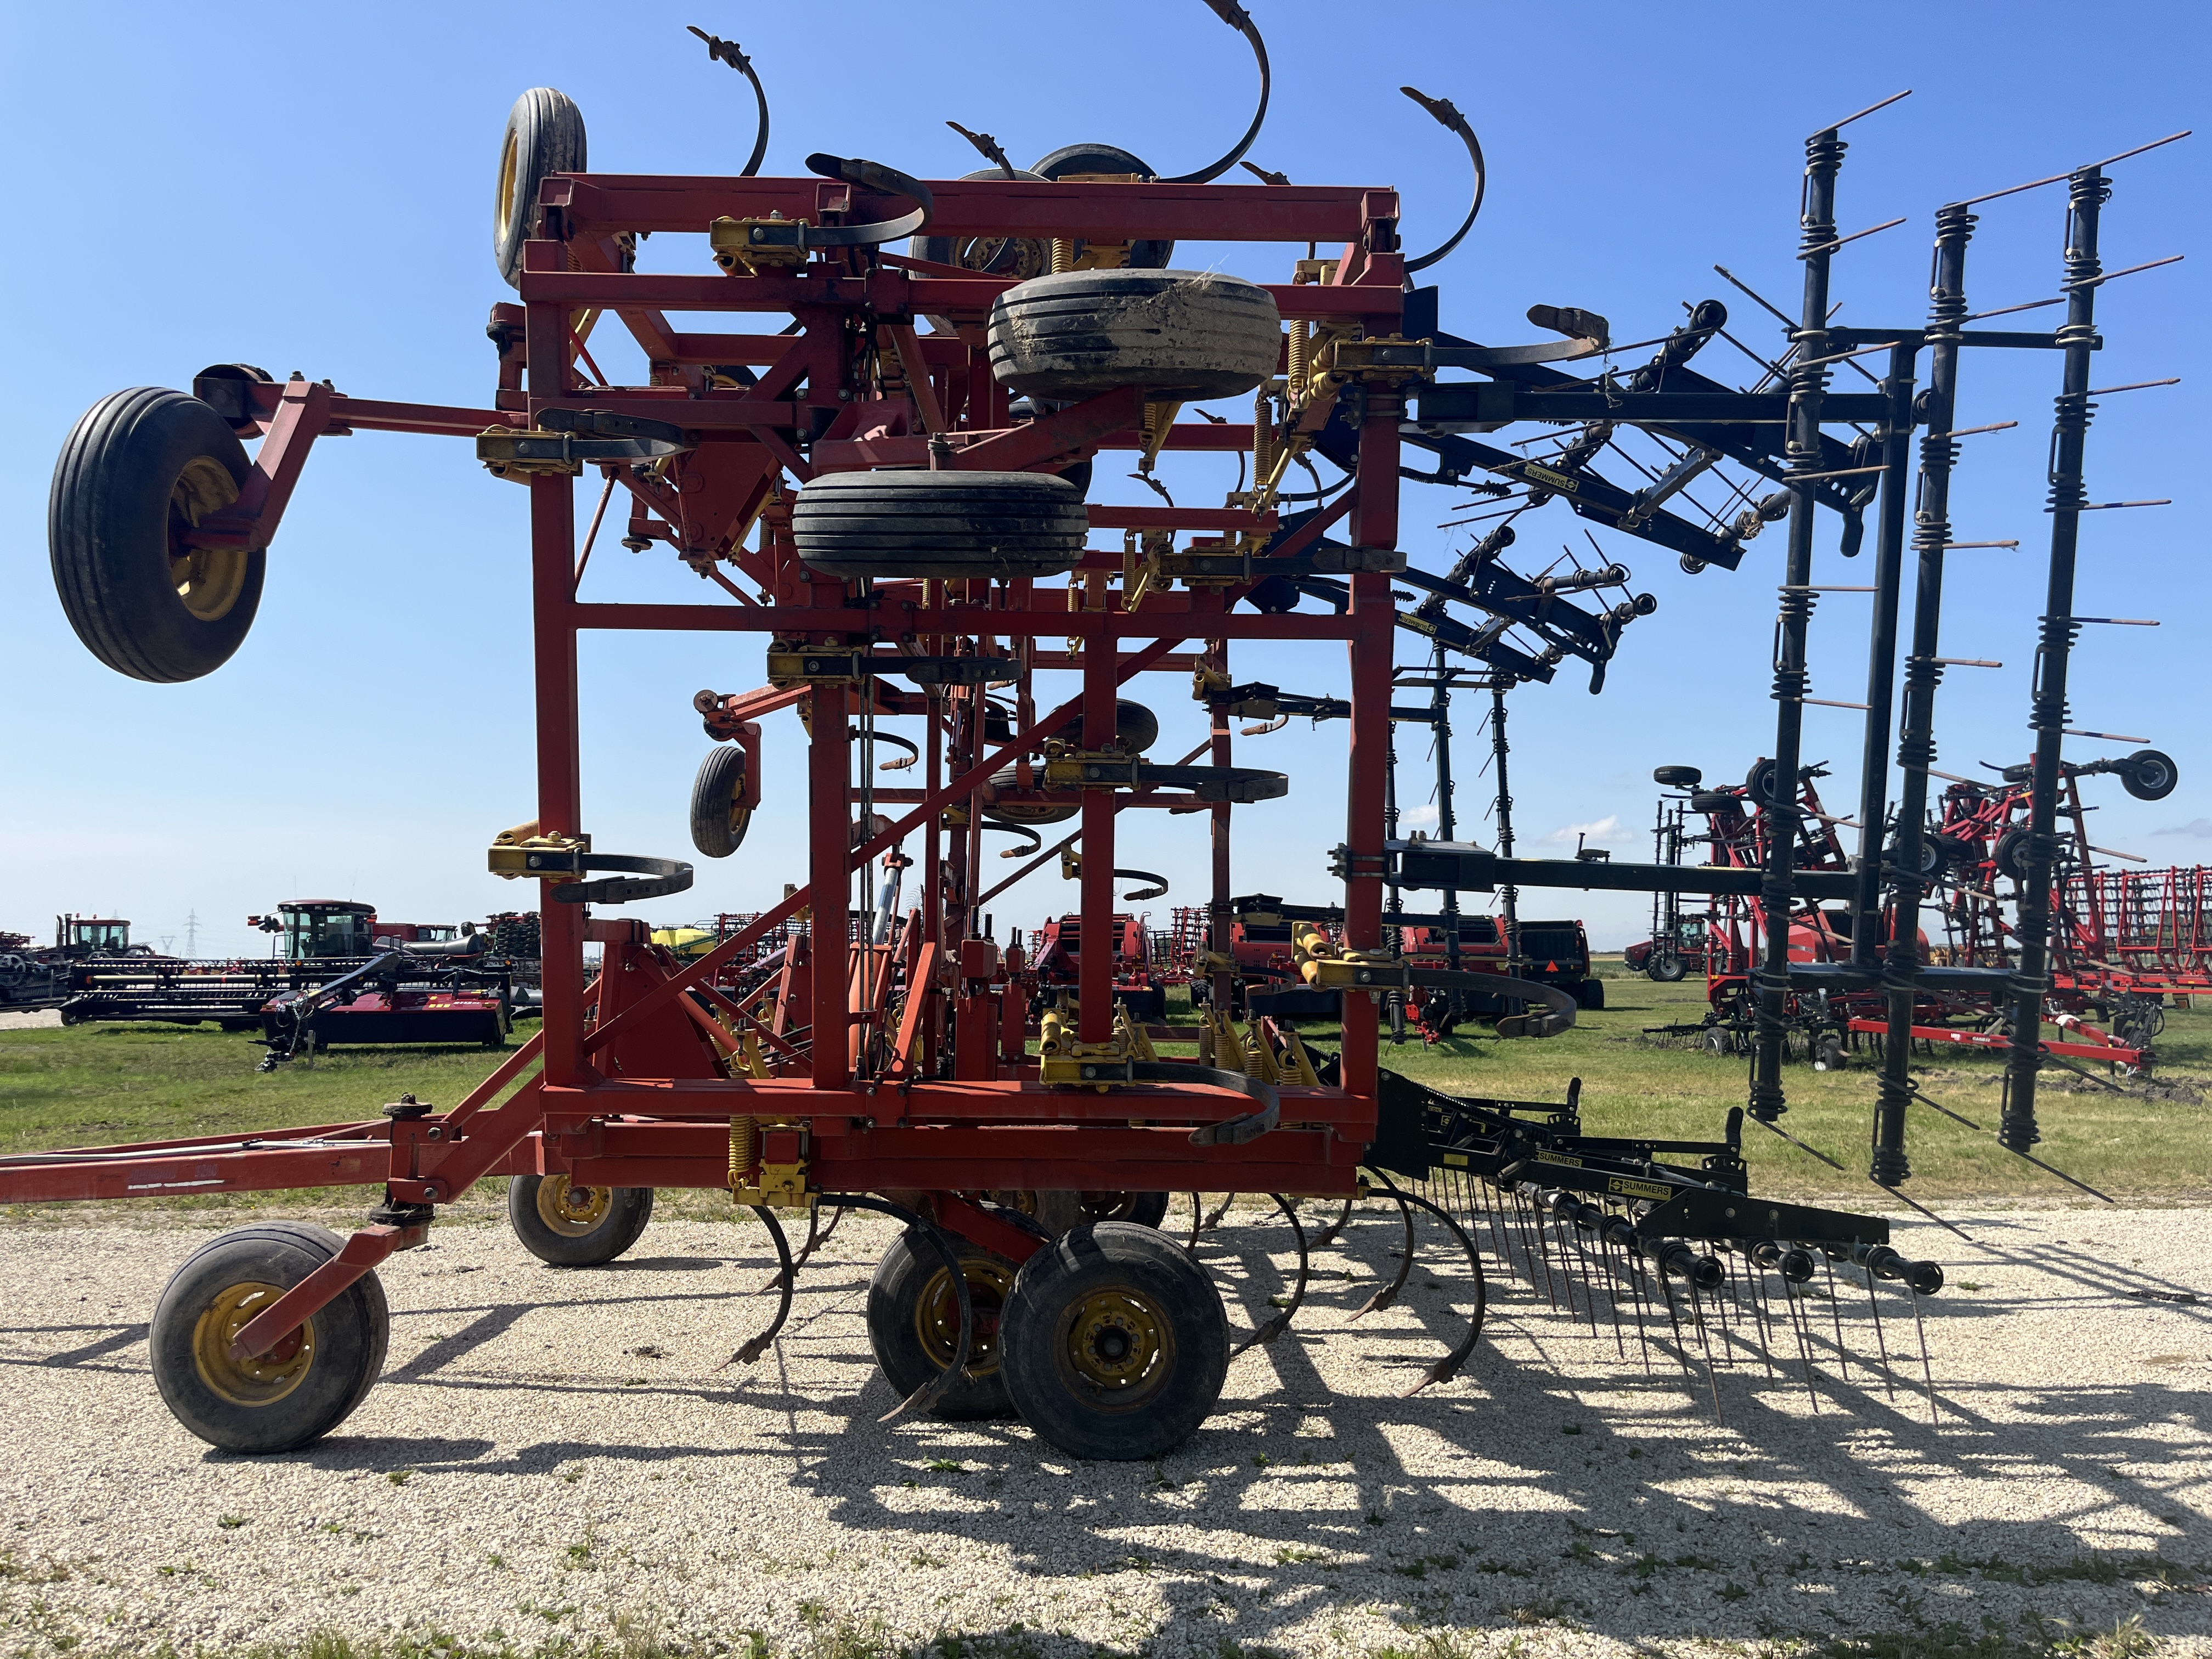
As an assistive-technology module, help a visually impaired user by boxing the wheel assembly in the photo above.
[149,1223,390,1454]
[791,470,1086,580]
[998,1222,1228,1460]
[865,1230,1019,1420]
[49,388,260,682]
[507,1173,654,1266]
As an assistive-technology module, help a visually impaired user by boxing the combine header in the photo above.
[6,13,2185,1455]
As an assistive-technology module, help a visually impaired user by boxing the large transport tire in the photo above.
[495,88,586,289]
[690,744,753,858]
[1652,765,1702,787]
[149,1222,390,1454]
[866,1231,1019,1420]
[507,1174,653,1267]
[792,470,1086,581]
[1574,977,1606,1011]
[913,166,1053,333]
[50,388,260,683]
[999,1221,1228,1460]
[1649,952,1689,984]
[988,269,1281,402]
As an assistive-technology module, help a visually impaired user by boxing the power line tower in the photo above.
[184,910,199,957]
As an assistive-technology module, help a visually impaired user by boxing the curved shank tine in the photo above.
[1186,1191,1204,1254]
[1201,1192,1237,1233]
[1353,1176,1416,1319]
[1373,1171,1489,1396]
[720,1204,796,1368]
[1311,1194,1355,1249]
[1400,87,1487,274]
[1230,1194,1311,1358]
[686,25,771,178]
[821,1194,973,1423]
[764,1201,826,1290]
[1161,0,1271,184]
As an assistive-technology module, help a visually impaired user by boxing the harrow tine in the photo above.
[1229,1194,1312,1358]
[1744,1250,1780,1381]
[1653,1263,1699,1399]
[1686,1276,1726,1424]
[1353,1173,1417,1318]
[719,1204,797,1369]
[1618,1234,1657,1376]
[1596,1232,1628,1360]
[1186,1190,1204,1254]
[1782,1274,1821,1410]
[1203,1192,1239,1233]
[1861,1254,1899,1402]
[1820,1253,1852,1381]
[1910,1289,1942,1427]
[1522,1191,1562,1310]
[1369,1171,1489,1395]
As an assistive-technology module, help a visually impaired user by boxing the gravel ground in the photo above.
[0,1199,2206,1659]
[0,1012,61,1031]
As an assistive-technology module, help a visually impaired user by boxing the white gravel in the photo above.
[0,1200,2206,1659]
[0,1011,61,1031]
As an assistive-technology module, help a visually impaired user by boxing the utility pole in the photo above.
[184,909,200,958]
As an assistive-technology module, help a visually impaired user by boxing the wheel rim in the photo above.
[167,456,245,622]
[496,132,520,239]
[1059,1288,1172,1404]
[915,1258,1014,1378]
[192,1281,315,1406]
[535,1175,612,1237]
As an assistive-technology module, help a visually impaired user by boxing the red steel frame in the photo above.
[2,171,1410,1332]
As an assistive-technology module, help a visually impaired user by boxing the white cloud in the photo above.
[2154,819,2212,838]
[1544,815,1620,845]
[1399,804,1440,830]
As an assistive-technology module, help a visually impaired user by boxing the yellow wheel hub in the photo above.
[915,1258,1015,1378]
[1065,1289,1169,1394]
[167,456,245,622]
[496,132,520,237]
[536,1175,612,1237]
[192,1282,315,1407]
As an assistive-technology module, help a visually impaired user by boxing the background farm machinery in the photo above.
[1639,748,2183,1077]
[4,13,2186,1457]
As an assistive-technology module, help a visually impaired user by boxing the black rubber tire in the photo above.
[1649,952,1689,984]
[50,388,260,683]
[690,744,752,859]
[1087,1192,1171,1229]
[1744,758,1784,808]
[1703,1026,1734,1056]
[866,1230,1019,1420]
[1113,698,1160,754]
[792,470,1086,580]
[913,166,1053,329]
[1652,765,1702,787]
[1030,143,1172,268]
[495,88,586,289]
[1688,789,1737,815]
[149,1222,390,1454]
[999,1221,1228,1460]
[983,765,1080,826]
[1994,828,2031,884]
[507,1174,654,1267]
[2122,748,2178,802]
[1574,977,1606,1011]
[988,269,1281,402]
[1887,839,1944,879]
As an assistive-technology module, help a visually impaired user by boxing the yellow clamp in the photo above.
[710,215,811,275]
[487,820,590,883]
[1037,1003,1141,1091]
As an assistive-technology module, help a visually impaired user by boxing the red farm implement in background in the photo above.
[19,21,2183,1454]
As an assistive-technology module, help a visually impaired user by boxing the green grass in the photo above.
[5,958,2208,1213]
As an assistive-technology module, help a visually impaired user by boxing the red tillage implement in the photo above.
[22,36,2039,1453]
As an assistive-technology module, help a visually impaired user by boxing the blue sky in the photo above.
[2,1,2201,955]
